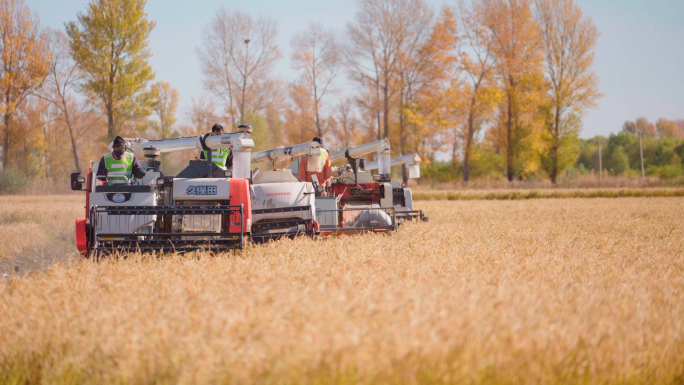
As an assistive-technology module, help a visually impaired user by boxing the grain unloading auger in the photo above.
[364,153,428,222]
[248,141,323,243]
[70,131,254,256]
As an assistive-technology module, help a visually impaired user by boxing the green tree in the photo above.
[607,146,629,175]
[539,112,580,181]
[66,0,156,139]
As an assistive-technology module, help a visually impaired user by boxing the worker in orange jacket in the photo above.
[298,136,332,186]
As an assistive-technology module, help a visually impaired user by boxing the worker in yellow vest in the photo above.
[200,123,232,168]
[96,136,146,184]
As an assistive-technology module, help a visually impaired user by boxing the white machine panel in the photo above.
[251,182,315,222]
[90,191,157,235]
[173,178,231,201]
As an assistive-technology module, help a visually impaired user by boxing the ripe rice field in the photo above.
[1,194,683,384]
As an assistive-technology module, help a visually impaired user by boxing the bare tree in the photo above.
[0,0,50,168]
[40,28,101,173]
[198,8,281,128]
[150,81,179,139]
[346,0,433,140]
[290,23,340,138]
[331,98,361,149]
[188,95,219,136]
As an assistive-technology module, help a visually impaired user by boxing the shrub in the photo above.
[647,165,684,179]
[0,168,29,194]
[421,162,460,183]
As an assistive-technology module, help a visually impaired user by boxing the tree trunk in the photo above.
[383,83,390,139]
[506,96,514,182]
[106,102,115,139]
[399,84,407,185]
[639,133,644,178]
[550,108,561,184]
[63,109,81,173]
[3,111,10,168]
[463,101,476,183]
[598,138,602,181]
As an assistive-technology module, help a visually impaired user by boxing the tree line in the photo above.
[0,0,654,186]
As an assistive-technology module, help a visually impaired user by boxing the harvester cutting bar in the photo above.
[100,206,240,215]
[395,210,427,222]
[317,207,397,235]
[89,204,245,254]
[250,205,316,243]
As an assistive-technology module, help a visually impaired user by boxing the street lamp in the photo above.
[240,38,251,125]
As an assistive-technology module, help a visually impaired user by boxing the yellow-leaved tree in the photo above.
[480,0,545,181]
[66,0,156,140]
[0,0,50,168]
[536,0,601,183]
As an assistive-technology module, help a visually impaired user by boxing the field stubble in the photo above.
[1,197,683,384]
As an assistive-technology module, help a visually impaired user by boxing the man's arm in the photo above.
[96,157,108,181]
[298,155,307,182]
[323,155,333,182]
[132,155,146,179]
[226,150,233,168]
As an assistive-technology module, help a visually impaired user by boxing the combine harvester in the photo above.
[287,139,397,235]
[248,141,323,243]
[70,131,254,256]
[364,153,428,222]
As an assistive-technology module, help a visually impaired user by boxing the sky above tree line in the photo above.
[28,0,684,139]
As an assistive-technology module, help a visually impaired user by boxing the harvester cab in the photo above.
[364,153,428,222]
[71,131,254,256]
[249,142,322,243]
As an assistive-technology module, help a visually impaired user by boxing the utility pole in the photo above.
[639,132,645,178]
[598,137,602,181]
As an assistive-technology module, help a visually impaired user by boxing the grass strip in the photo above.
[413,188,684,201]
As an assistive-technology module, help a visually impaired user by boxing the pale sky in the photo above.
[27,0,684,139]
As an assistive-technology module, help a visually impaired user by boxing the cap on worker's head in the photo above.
[237,124,253,134]
[211,123,224,133]
[313,136,323,145]
[113,136,126,147]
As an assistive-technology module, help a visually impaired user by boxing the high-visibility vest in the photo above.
[104,151,134,183]
[203,148,230,167]
[320,148,328,168]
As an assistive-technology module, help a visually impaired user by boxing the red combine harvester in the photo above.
[70,131,254,256]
